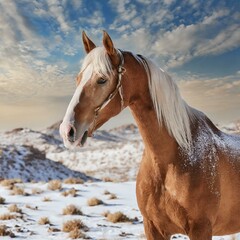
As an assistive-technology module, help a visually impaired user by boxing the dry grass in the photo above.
[25,204,38,210]
[69,229,87,239]
[63,178,84,184]
[0,179,22,187]
[103,190,111,195]
[48,180,62,191]
[62,204,83,215]
[0,225,15,237]
[0,213,17,220]
[102,210,110,217]
[61,188,77,197]
[48,227,60,232]
[108,193,117,200]
[0,196,5,204]
[38,217,50,225]
[87,197,103,206]
[32,188,43,195]
[106,211,137,223]
[8,204,22,213]
[102,177,113,182]
[42,197,52,202]
[11,186,26,196]
[62,219,88,232]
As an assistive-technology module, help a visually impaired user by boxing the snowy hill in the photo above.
[1,120,239,182]
[0,144,90,182]
[0,124,144,182]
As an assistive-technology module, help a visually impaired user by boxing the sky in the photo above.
[0,0,239,132]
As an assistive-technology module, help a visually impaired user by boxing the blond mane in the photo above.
[135,55,193,149]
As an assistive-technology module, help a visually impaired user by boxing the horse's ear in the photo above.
[102,30,116,56]
[82,31,96,54]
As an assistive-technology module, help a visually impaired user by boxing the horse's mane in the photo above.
[135,55,193,149]
[80,47,113,78]
[81,47,193,149]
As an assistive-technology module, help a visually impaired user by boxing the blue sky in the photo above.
[0,0,239,131]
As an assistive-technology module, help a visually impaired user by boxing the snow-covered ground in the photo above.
[0,180,239,240]
[0,121,239,239]
[0,181,144,239]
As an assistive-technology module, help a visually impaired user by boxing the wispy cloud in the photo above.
[0,0,239,130]
[179,73,240,123]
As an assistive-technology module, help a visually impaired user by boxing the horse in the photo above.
[59,31,240,240]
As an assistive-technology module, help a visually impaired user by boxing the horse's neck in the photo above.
[130,100,178,168]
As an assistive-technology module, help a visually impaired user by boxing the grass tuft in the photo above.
[87,197,103,206]
[63,178,84,184]
[0,196,6,204]
[42,197,52,202]
[62,204,83,215]
[109,193,117,200]
[48,180,62,191]
[25,204,38,210]
[103,190,111,195]
[38,217,50,225]
[11,186,26,196]
[8,204,22,213]
[106,211,137,223]
[69,228,88,239]
[61,188,77,197]
[62,219,88,232]
[0,213,17,220]
[0,179,22,187]
[32,188,43,195]
[0,225,15,237]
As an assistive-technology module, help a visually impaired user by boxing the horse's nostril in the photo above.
[68,127,75,142]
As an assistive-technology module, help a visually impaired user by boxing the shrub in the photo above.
[0,214,16,220]
[42,197,51,202]
[61,188,77,197]
[48,180,62,191]
[8,204,22,213]
[11,186,26,196]
[102,211,110,217]
[25,204,38,210]
[48,227,60,232]
[106,211,136,223]
[0,196,5,204]
[69,229,87,239]
[0,225,15,237]
[62,219,88,232]
[103,190,111,195]
[63,178,84,184]
[32,188,43,195]
[109,193,117,200]
[87,197,103,206]
[0,179,22,187]
[62,204,83,215]
[38,217,50,225]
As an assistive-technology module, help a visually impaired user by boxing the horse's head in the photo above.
[60,31,126,149]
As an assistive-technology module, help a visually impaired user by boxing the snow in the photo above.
[0,122,239,239]
[0,181,144,239]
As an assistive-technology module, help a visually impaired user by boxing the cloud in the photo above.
[178,74,240,123]
[47,0,72,33]
[151,10,240,68]
[0,0,239,131]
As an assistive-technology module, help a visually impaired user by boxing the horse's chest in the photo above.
[136,166,189,232]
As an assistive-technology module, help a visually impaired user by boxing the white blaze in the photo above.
[59,64,93,144]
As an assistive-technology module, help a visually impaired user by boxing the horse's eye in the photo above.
[97,78,107,85]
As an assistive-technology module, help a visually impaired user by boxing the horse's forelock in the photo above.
[80,47,113,79]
